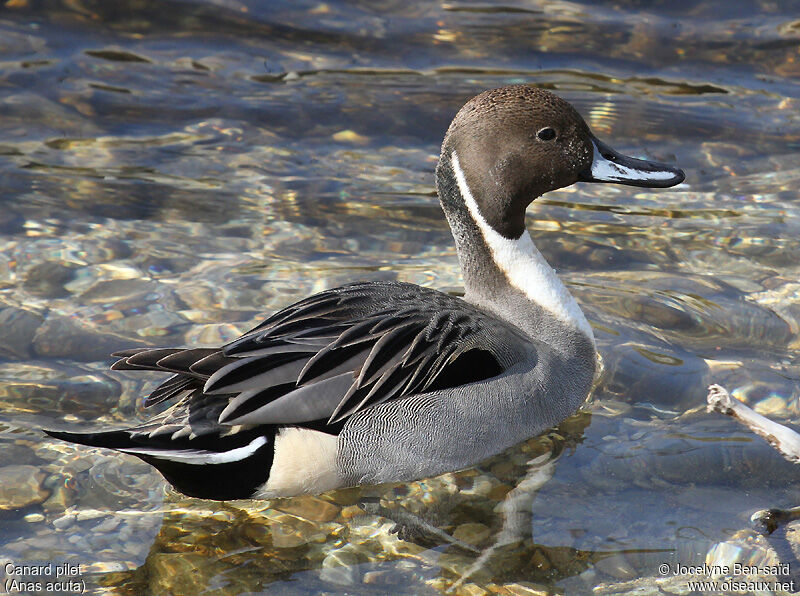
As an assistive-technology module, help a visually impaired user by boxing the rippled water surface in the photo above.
[3,0,800,594]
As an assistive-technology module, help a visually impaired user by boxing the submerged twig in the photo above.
[751,507,800,536]
[706,384,800,464]
[707,383,800,579]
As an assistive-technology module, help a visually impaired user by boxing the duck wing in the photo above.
[113,281,534,430]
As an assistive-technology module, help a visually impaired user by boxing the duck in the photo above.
[45,85,684,501]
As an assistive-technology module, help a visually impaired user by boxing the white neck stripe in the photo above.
[451,151,594,341]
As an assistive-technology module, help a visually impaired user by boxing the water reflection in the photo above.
[2,0,800,593]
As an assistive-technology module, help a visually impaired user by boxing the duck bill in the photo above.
[578,136,685,188]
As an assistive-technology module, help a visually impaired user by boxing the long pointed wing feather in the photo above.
[213,282,529,426]
[111,281,531,434]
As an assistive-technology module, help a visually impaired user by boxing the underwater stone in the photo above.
[276,495,341,523]
[269,516,327,548]
[594,554,638,580]
[0,465,49,510]
[502,582,552,596]
[452,523,490,547]
[52,514,76,530]
[319,549,360,585]
[32,314,148,361]
[23,261,79,298]
[0,306,44,359]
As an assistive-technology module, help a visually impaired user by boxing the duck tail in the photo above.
[44,427,275,501]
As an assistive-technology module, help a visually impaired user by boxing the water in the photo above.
[2,0,800,594]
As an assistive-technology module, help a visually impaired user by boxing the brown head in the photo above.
[438,85,684,239]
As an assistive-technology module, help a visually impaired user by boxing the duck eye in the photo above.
[537,127,557,141]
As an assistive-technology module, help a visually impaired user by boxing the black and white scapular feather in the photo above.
[45,85,684,500]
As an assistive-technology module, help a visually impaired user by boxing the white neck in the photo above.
[451,151,594,343]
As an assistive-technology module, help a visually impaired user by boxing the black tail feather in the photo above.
[44,428,275,500]
[44,428,139,450]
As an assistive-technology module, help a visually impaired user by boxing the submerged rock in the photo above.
[23,261,80,298]
[319,549,361,585]
[32,314,148,361]
[0,465,49,511]
[275,495,341,523]
[0,306,44,359]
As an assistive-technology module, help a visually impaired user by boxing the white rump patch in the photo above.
[589,140,676,182]
[121,435,268,465]
[451,151,594,341]
[254,427,341,498]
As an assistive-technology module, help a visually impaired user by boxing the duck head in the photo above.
[435,85,685,351]
[437,85,684,239]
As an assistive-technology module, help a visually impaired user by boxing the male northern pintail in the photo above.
[46,86,684,500]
